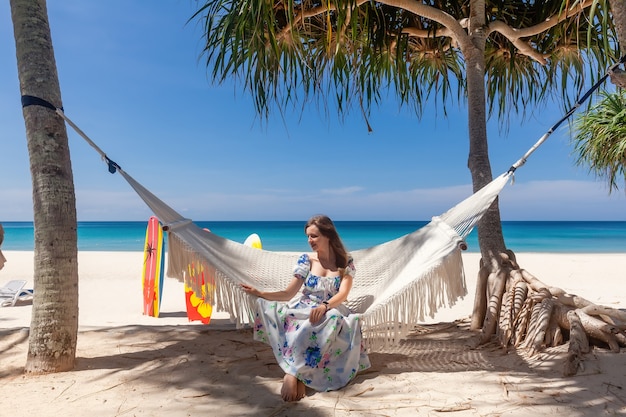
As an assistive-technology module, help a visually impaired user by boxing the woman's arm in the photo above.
[241,277,303,301]
[325,274,353,310]
[308,274,353,324]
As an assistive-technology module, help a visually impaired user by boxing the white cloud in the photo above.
[320,186,365,195]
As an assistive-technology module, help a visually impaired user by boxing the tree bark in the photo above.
[464,0,508,338]
[10,0,79,373]
[610,0,626,56]
[609,1,626,86]
[470,260,489,330]
[563,310,588,376]
[466,0,506,256]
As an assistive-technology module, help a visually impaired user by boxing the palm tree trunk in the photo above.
[610,0,626,56]
[464,0,507,333]
[10,0,79,373]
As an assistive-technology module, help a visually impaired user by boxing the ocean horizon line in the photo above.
[2,220,625,253]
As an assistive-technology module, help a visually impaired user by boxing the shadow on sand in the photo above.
[1,317,625,415]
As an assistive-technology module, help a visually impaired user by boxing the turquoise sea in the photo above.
[1,221,626,253]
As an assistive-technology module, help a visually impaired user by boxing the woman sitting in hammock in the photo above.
[241,214,371,402]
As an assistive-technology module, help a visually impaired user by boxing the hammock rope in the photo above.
[509,55,626,172]
[21,57,623,349]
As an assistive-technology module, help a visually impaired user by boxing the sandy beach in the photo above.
[1,250,625,416]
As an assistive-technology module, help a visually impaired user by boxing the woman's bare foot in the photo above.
[297,380,306,400]
[281,374,304,402]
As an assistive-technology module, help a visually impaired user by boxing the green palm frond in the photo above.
[193,0,617,126]
[572,90,626,192]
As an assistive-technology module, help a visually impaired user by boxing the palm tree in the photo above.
[572,90,626,191]
[194,0,617,342]
[571,1,626,193]
[10,0,79,372]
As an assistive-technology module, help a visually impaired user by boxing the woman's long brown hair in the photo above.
[305,215,349,272]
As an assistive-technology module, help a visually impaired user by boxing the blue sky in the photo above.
[1,1,624,222]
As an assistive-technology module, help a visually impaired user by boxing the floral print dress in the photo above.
[252,253,371,391]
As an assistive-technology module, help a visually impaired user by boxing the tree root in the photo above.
[473,250,625,376]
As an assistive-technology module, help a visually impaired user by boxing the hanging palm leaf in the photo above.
[572,90,626,192]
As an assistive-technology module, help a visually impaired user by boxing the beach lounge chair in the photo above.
[0,280,34,307]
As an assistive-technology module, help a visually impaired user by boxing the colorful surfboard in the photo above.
[243,233,262,250]
[142,216,165,317]
[185,261,213,324]
[184,228,213,323]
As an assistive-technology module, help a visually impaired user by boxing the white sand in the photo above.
[1,250,625,416]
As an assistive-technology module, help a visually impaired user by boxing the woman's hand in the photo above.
[241,278,303,302]
[241,284,260,297]
[309,304,328,324]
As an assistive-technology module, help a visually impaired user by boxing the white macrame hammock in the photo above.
[117,167,512,351]
[51,58,619,350]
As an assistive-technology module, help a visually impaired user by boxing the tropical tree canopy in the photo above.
[194,0,617,125]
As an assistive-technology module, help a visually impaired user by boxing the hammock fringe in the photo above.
[361,248,466,351]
